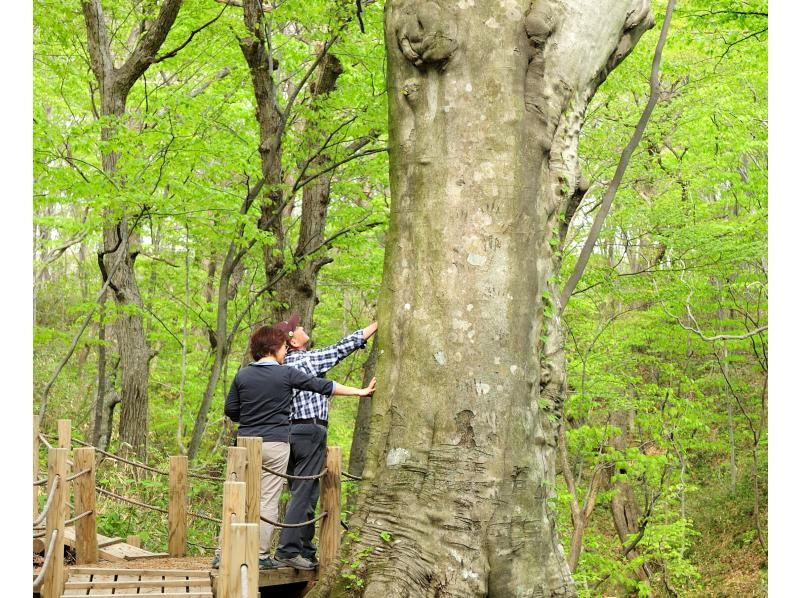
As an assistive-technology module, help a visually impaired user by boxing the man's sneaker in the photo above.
[273,553,316,570]
[210,553,220,569]
[301,553,318,566]
[258,556,281,570]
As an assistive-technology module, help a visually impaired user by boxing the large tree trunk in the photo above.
[312,2,652,596]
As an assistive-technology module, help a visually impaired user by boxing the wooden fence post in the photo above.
[319,446,342,576]
[57,419,71,450]
[33,415,40,519]
[126,535,141,548]
[226,446,248,482]
[236,437,263,524]
[41,448,68,598]
[220,481,247,598]
[227,523,259,598]
[168,455,188,557]
[73,447,98,564]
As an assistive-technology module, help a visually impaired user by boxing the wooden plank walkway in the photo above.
[55,557,317,597]
[62,567,212,597]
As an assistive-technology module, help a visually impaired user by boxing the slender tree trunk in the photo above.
[82,0,184,458]
[721,343,737,492]
[272,53,343,327]
[311,2,653,596]
[187,248,237,460]
[348,338,380,481]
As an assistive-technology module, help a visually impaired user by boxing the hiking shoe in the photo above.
[302,553,318,566]
[258,556,281,570]
[273,554,316,570]
[211,553,220,569]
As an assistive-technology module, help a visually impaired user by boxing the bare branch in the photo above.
[665,302,768,342]
[294,147,387,192]
[559,0,677,312]
[153,5,229,64]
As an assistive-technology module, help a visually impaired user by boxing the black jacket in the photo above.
[225,362,334,442]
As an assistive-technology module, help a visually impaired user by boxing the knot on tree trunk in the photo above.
[395,1,458,68]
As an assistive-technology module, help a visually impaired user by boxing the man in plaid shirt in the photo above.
[273,313,378,570]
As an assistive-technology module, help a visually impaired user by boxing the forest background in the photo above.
[8,0,789,596]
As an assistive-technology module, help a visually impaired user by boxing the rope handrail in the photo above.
[38,434,53,450]
[33,477,48,487]
[260,511,327,528]
[262,465,329,480]
[65,467,92,482]
[342,471,363,481]
[68,436,226,482]
[96,485,222,524]
[34,510,93,531]
[33,475,60,527]
[32,530,58,591]
[38,434,74,466]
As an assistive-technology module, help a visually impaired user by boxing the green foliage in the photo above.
[32,0,766,593]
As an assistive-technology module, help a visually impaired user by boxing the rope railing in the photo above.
[342,471,363,481]
[69,436,226,482]
[65,467,92,483]
[33,477,48,487]
[33,475,60,527]
[34,509,93,531]
[262,465,329,480]
[260,511,327,528]
[38,434,74,466]
[38,433,53,450]
[32,530,58,591]
[96,485,222,524]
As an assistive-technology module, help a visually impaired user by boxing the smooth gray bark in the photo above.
[311,1,654,596]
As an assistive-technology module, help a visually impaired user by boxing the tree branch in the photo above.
[153,5,229,64]
[293,147,387,193]
[559,0,677,313]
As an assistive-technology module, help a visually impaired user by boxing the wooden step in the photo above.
[62,528,166,561]
[68,566,210,576]
[65,578,210,589]
[63,571,212,596]
[62,594,212,598]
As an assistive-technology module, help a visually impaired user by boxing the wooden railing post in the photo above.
[42,448,68,598]
[227,523,259,598]
[73,447,98,564]
[168,455,188,557]
[57,419,71,450]
[220,481,247,598]
[33,415,40,519]
[319,446,342,576]
[236,437,263,524]
[226,446,248,482]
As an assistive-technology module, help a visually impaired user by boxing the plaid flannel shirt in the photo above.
[285,329,367,421]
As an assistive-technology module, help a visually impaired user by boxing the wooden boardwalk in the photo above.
[33,419,344,598]
[63,566,212,597]
[54,558,316,597]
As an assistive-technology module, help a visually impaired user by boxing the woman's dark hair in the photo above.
[249,325,286,361]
